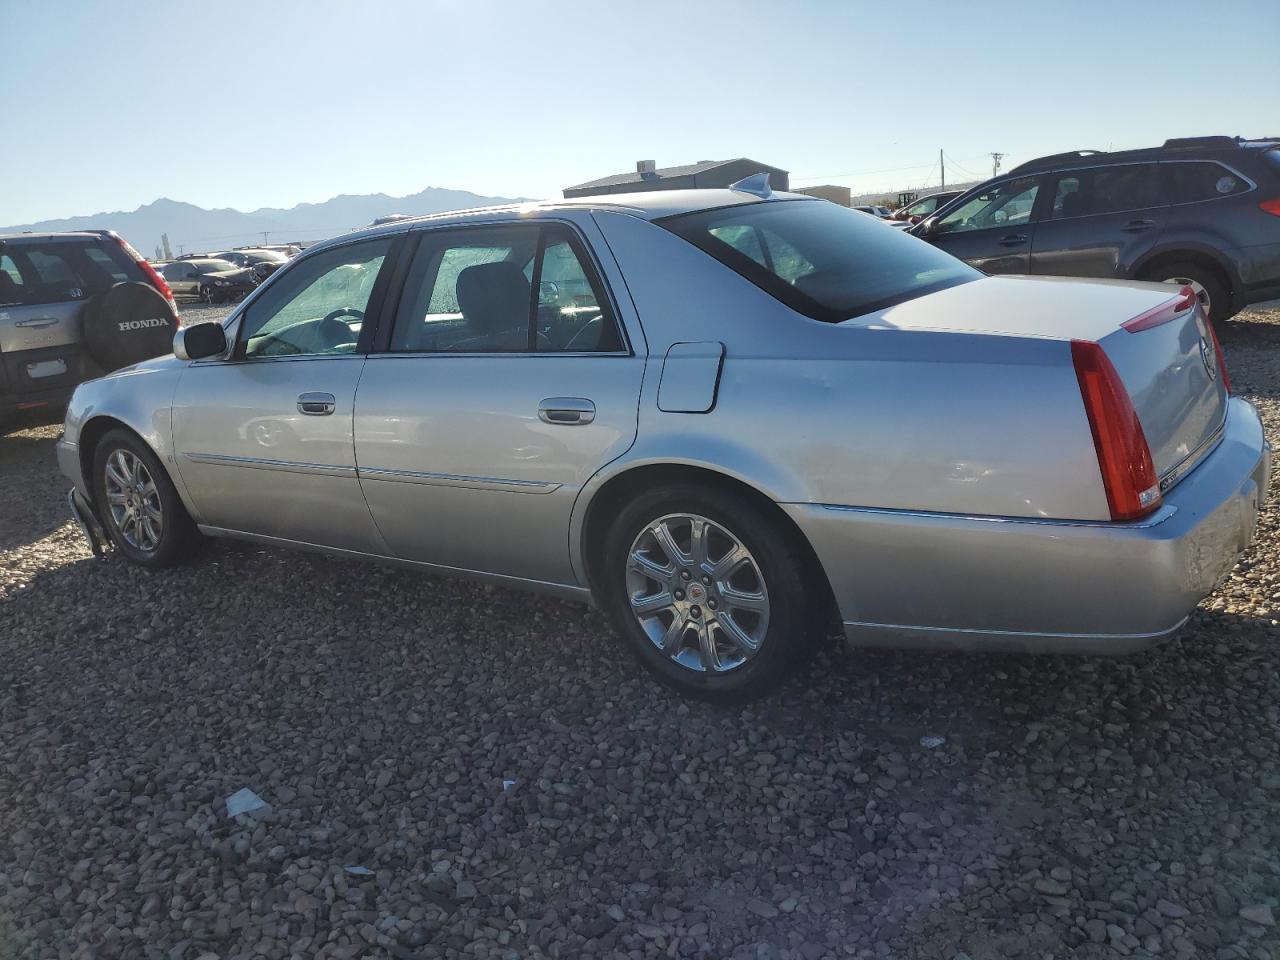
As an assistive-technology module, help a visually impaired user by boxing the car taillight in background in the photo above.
[1071,339,1162,522]
[1260,198,1280,216]
[110,232,181,325]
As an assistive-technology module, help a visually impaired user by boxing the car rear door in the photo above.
[1029,162,1170,279]
[922,175,1043,274]
[170,236,398,552]
[353,218,644,586]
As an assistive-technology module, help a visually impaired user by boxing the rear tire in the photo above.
[1146,260,1233,323]
[92,428,198,567]
[602,484,825,702]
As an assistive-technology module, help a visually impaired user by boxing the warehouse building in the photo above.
[792,184,851,206]
[564,159,790,198]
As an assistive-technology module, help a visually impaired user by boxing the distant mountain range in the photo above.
[0,186,528,257]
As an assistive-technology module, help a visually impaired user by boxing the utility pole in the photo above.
[261,231,270,247]
[990,152,1005,178]
[178,244,185,256]
[940,149,945,189]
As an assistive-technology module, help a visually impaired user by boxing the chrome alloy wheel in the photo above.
[1162,275,1211,318]
[625,513,770,673]
[103,449,163,552]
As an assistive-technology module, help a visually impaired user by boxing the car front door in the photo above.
[353,219,644,585]
[170,236,397,552]
[1029,163,1170,279]
[921,175,1043,274]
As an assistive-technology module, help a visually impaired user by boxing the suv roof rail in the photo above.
[1162,135,1241,151]
[1008,150,1105,174]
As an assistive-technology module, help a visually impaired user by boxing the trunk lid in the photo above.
[853,274,1229,488]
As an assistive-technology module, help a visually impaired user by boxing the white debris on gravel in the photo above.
[1,304,1279,958]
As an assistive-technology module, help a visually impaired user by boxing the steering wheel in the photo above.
[316,307,364,350]
[322,307,364,325]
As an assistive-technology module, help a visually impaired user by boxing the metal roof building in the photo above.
[563,158,790,198]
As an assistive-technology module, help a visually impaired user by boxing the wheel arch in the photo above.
[1133,246,1240,309]
[577,461,838,621]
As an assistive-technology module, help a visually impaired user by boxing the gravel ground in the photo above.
[2,304,1279,960]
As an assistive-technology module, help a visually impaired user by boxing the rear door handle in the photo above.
[538,397,595,425]
[997,234,1028,247]
[15,316,58,328]
[1122,219,1156,232]
[297,392,336,416]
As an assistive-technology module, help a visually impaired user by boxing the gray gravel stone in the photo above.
[3,300,1280,958]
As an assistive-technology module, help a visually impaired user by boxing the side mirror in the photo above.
[174,322,228,361]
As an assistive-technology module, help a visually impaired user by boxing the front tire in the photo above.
[602,484,825,702]
[92,428,198,567]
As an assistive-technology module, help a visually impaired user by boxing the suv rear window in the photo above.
[0,239,143,306]
[1166,161,1251,203]
[659,200,978,323]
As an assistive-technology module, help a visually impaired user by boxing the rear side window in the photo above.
[0,240,142,305]
[1165,161,1251,203]
[388,223,623,353]
[662,199,978,323]
[1047,164,1165,219]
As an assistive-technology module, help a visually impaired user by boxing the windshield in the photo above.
[659,199,978,322]
[192,259,235,273]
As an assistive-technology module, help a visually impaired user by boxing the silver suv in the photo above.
[0,230,178,426]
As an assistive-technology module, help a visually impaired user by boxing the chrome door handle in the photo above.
[15,317,58,328]
[1122,219,1156,232]
[297,392,336,416]
[996,234,1028,247]
[538,397,595,425]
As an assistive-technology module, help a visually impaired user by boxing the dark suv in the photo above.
[911,136,1280,321]
[0,231,179,425]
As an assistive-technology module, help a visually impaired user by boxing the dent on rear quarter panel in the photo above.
[592,210,1111,521]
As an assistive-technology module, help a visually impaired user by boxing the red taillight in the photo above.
[1260,198,1280,216]
[115,235,181,326]
[1071,340,1162,522]
[1122,286,1196,333]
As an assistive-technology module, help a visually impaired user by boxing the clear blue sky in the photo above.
[1,0,1277,225]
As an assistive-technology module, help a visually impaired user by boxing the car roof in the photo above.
[0,230,112,243]
[309,189,819,255]
[1009,136,1280,175]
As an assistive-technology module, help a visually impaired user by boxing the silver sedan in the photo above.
[58,184,1269,700]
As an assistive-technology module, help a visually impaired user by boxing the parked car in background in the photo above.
[160,259,255,303]
[891,190,962,223]
[912,136,1280,321]
[203,248,290,282]
[58,187,1264,701]
[853,204,893,218]
[0,230,178,425]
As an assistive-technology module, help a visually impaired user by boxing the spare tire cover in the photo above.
[80,282,179,372]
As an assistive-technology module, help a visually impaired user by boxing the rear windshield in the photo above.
[0,239,143,306]
[658,199,978,322]
[1262,149,1280,178]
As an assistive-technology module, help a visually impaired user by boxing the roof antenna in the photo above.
[729,173,773,199]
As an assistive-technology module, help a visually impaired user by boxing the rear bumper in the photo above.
[1,383,77,421]
[786,397,1269,653]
